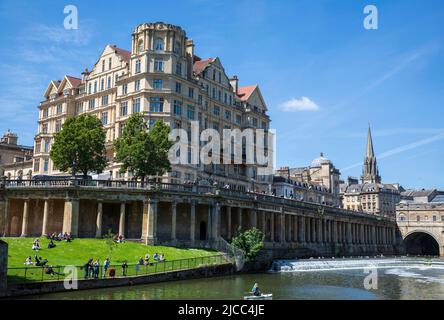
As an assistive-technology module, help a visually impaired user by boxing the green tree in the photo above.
[113,113,173,183]
[50,114,107,178]
[103,229,118,259]
[231,228,265,261]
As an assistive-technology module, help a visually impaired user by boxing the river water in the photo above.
[24,257,444,300]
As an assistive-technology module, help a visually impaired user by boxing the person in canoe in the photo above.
[252,283,261,297]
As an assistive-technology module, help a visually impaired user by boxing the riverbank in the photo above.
[3,262,235,298]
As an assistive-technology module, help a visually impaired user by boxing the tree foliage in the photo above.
[113,113,173,182]
[50,114,107,177]
[231,228,265,261]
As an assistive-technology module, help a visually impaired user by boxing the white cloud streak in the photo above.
[341,130,444,172]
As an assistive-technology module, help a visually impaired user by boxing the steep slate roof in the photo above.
[66,76,82,87]
[112,45,131,61]
[193,57,215,75]
[237,85,257,102]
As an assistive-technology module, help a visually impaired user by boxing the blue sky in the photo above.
[0,0,443,189]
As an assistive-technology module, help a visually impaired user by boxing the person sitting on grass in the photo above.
[47,240,56,249]
[24,256,33,265]
[32,239,40,251]
[121,260,128,276]
[153,253,159,262]
[34,255,48,267]
[44,266,63,276]
[117,235,124,243]
[159,254,165,262]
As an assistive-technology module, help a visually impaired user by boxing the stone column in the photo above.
[270,213,275,242]
[1,198,9,237]
[391,227,396,245]
[316,219,322,243]
[261,211,266,236]
[227,206,232,240]
[306,218,311,243]
[95,201,103,238]
[212,203,221,240]
[250,209,257,229]
[298,216,305,243]
[238,207,242,233]
[41,199,49,237]
[21,199,30,237]
[171,202,177,241]
[346,222,352,244]
[288,215,293,242]
[332,221,338,243]
[63,198,80,237]
[119,202,126,237]
[293,215,298,242]
[280,213,285,243]
[142,199,157,245]
[190,201,196,244]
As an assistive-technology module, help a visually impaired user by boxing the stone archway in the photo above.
[404,231,440,256]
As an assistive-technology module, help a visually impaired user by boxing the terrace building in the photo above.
[33,22,272,192]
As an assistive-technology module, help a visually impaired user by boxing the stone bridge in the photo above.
[397,202,444,256]
[0,179,399,257]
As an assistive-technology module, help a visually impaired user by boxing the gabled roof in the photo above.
[112,45,131,61]
[43,80,61,98]
[237,85,258,102]
[58,75,82,93]
[66,76,82,87]
[193,57,215,75]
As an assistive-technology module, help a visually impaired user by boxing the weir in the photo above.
[271,257,444,272]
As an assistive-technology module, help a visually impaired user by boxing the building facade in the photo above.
[340,126,400,216]
[0,131,33,180]
[33,22,271,192]
[273,153,341,207]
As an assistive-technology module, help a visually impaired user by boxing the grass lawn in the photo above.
[1,237,217,267]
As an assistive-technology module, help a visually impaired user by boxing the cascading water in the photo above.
[271,257,444,272]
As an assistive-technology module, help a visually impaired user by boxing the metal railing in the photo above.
[7,254,227,284]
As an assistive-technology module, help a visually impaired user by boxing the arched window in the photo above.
[137,39,144,53]
[154,37,164,51]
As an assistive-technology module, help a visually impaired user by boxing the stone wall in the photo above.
[0,240,7,296]
[4,262,234,298]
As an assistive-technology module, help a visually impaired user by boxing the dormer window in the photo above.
[154,38,164,51]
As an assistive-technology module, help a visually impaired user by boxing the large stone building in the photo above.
[0,131,33,180]
[33,22,271,192]
[340,126,400,216]
[396,190,444,255]
[273,153,341,207]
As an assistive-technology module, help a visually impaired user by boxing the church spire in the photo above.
[361,124,381,184]
[366,125,375,158]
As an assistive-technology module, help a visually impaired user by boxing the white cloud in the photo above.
[280,96,320,112]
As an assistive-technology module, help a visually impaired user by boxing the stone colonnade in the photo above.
[1,197,397,250]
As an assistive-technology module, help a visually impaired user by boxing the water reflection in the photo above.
[24,258,444,300]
